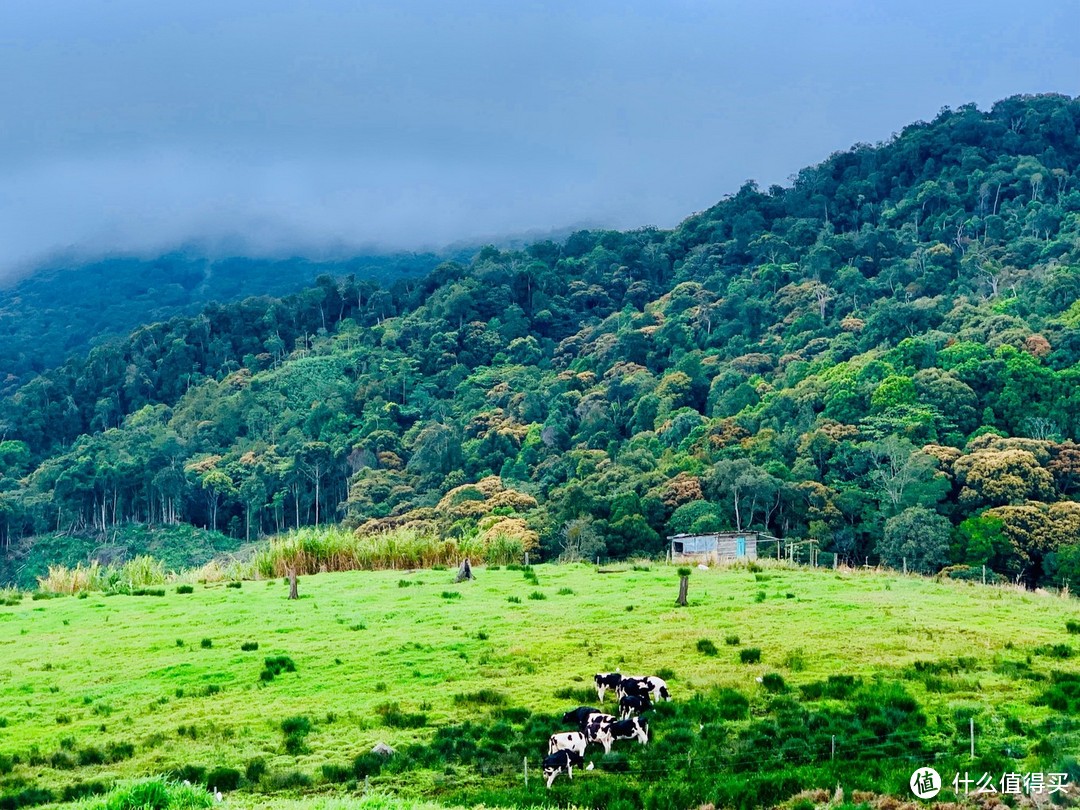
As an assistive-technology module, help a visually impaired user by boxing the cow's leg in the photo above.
[546,771,556,789]
[597,685,605,703]
[568,765,573,780]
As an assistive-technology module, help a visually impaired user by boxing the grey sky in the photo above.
[1,0,1077,273]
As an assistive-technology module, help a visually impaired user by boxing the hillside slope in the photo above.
[1,564,1078,808]
[0,251,447,395]
[2,94,1080,587]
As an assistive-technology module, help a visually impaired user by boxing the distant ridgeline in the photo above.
[0,251,448,392]
[3,93,1080,589]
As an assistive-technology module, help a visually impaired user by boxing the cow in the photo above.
[609,716,650,747]
[614,676,651,701]
[617,675,670,703]
[594,672,622,703]
[618,693,651,719]
[584,715,649,754]
[548,731,588,758]
[543,748,584,788]
[561,706,603,727]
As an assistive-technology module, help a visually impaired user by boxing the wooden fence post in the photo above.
[287,567,298,600]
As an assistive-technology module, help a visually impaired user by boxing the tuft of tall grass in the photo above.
[251,526,496,577]
[88,778,212,810]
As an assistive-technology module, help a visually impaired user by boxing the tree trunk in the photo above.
[287,567,298,600]
[676,575,689,607]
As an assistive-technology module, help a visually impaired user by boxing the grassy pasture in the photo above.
[1,562,1079,808]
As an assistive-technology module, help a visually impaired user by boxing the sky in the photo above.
[1,0,1078,274]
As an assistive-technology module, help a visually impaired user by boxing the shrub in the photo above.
[0,787,55,809]
[656,667,675,680]
[558,587,574,595]
[281,715,311,755]
[77,746,105,766]
[176,585,194,594]
[528,591,547,600]
[263,771,311,791]
[740,648,762,664]
[226,581,242,589]
[106,742,134,762]
[205,767,241,792]
[453,689,508,706]
[1035,644,1074,659]
[440,591,462,600]
[375,702,427,728]
[131,588,166,597]
[55,714,71,725]
[200,638,212,649]
[320,763,352,783]
[261,655,296,682]
[713,687,750,720]
[49,750,77,769]
[507,596,521,604]
[760,673,786,693]
[244,759,267,784]
[696,639,718,656]
[240,642,259,651]
[61,781,108,802]
[280,715,311,736]
[397,579,412,588]
[754,590,767,602]
[1067,621,1080,635]
[172,764,206,784]
[475,630,489,640]
[352,752,384,779]
[725,634,740,646]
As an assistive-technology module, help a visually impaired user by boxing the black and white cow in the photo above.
[585,715,649,754]
[618,693,651,719]
[614,676,650,700]
[548,731,588,758]
[616,675,670,703]
[594,672,622,703]
[608,717,650,748]
[543,748,584,788]
[561,706,603,727]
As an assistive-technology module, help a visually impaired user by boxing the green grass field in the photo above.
[2,562,1079,809]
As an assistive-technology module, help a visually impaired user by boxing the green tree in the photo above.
[878,506,951,573]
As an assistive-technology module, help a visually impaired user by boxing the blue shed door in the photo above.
[736,536,746,557]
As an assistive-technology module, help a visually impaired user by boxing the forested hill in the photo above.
[3,93,1080,588]
[0,251,448,393]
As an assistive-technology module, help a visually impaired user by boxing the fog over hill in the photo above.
[1,1,1077,273]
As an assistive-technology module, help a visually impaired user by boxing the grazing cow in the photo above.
[617,675,670,703]
[619,693,651,719]
[582,712,616,746]
[609,716,649,746]
[594,672,622,703]
[548,730,588,758]
[645,675,671,702]
[561,706,603,727]
[615,676,651,701]
[543,748,584,788]
[584,715,649,754]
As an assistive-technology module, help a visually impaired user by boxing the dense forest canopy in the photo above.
[0,251,447,394]
[3,94,1080,587]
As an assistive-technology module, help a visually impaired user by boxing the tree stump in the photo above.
[455,558,474,583]
[673,574,691,604]
[287,566,298,600]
